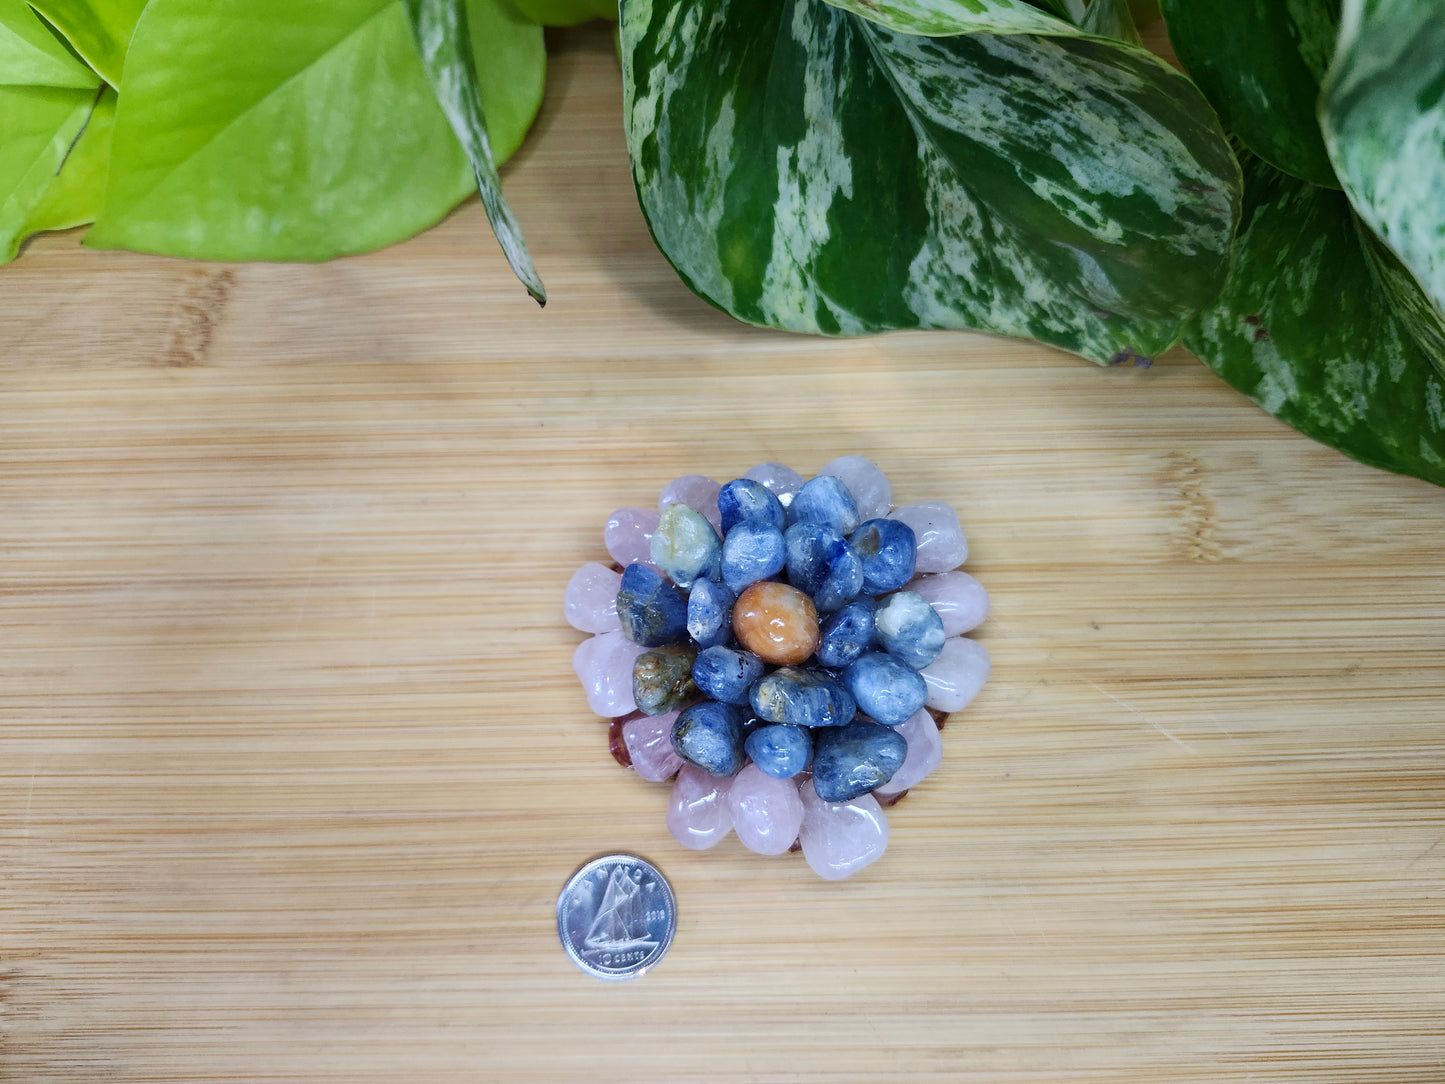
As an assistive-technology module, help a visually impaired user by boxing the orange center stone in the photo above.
[732,581,820,666]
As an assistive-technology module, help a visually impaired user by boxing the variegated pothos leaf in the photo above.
[1160,0,1340,188]
[621,0,1239,363]
[1320,0,1445,368]
[818,0,1071,36]
[1183,156,1445,487]
[404,0,545,304]
[1065,0,1140,45]
[818,0,1138,42]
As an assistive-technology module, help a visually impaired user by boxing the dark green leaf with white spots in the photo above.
[1183,156,1445,487]
[404,0,545,304]
[1359,225,1445,378]
[1160,0,1340,189]
[1320,0,1445,366]
[621,0,1239,363]
[1069,0,1140,45]
[818,0,1071,36]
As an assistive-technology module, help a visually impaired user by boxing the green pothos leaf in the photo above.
[622,0,1239,364]
[1,83,96,261]
[1320,0,1445,365]
[1160,0,1340,189]
[504,0,617,26]
[18,84,114,242]
[405,0,544,304]
[0,0,98,87]
[25,0,148,86]
[87,0,543,262]
[1183,156,1445,487]
[1067,0,1140,45]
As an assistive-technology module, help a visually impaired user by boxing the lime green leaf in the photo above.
[24,0,146,85]
[88,0,543,262]
[622,0,1239,364]
[1184,156,1445,487]
[0,0,98,86]
[1,83,94,261]
[404,0,544,303]
[505,0,616,26]
[1160,0,1340,188]
[464,0,546,164]
[18,83,113,242]
[1320,0,1445,362]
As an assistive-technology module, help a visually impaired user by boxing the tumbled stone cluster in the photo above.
[565,458,989,880]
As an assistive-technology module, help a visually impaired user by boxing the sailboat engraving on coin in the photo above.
[583,865,658,955]
[557,854,676,980]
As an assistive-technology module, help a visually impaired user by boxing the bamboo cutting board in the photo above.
[2,24,1443,1084]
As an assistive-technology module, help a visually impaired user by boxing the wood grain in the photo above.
[1,23,1442,1084]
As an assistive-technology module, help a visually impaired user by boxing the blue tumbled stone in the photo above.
[873,590,946,670]
[745,724,813,780]
[720,522,787,593]
[811,719,908,801]
[816,599,876,669]
[686,578,735,649]
[784,522,863,612]
[650,503,721,589]
[615,563,689,647]
[787,475,861,536]
[671,700,746,776]
[842,651,928,727]
[692,645,765,706]
[849,518,917,594]
[717,478,787,534]
[750,667,857,728]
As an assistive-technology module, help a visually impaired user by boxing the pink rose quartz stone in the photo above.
[798,785,890,880]
[667,765,733,850]
[743,462,804,506]
[872,708,944,799]
[572,630,647,717]
[921,637,990,712]
[909,570,989,636]
[658,475,723,533]
[605,507,661,570]
[726,764,805,856]
[818,456,892,521]
[890,501,968,573]
[623,711,684,783]
[564,562,622,634]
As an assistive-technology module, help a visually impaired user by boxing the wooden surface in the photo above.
[2,24,1443,1084]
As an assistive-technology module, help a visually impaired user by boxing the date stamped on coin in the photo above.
[557,854,676,981]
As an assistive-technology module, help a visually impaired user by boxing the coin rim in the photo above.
[556,852,677,981]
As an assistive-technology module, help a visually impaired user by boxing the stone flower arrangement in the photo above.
[565,458,989,880]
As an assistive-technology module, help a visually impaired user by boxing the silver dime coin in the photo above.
[557,853,676,981]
